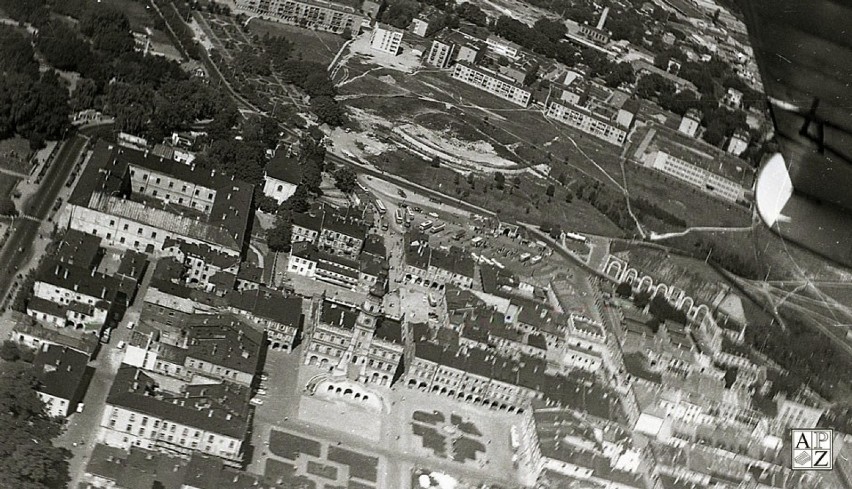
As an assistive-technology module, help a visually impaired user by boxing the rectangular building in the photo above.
[644,150,745,203]
[99,366,250,467]
[370,23,404,54]
[426,39,455,68]
[545,99,631,146]
[451,61,532,107]
[62,141,253,260]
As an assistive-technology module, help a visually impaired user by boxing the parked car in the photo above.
[126,321,135,329]
[260,373,269,381]
[397,189,407,198]
[117,341,126,350]
[257,388,268,396]
[250,398,264,406]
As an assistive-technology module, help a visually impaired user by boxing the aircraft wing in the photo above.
[741,0,852,267]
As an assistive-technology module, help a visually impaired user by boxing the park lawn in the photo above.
[0,136,31,174]
[0,173,21,202]
[100,0,155,31]
[246,18,346,65]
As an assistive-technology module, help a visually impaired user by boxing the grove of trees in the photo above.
[0,360,72,488]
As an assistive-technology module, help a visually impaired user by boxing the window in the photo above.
[207,193,213,199]
[151,232,157,239]
[123,224,129,231]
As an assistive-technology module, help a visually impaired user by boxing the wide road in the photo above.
[0,133,88,306]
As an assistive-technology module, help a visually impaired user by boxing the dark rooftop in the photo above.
[106,366,251,439]
[32,345,91,401]
[56,229,102,269]
[227,288,302,328]
[374,316,404,346]
[319,300,359,330]
[185,313,264,375]
[264,153,301,185]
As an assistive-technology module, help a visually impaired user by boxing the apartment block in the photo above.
[235,0,366,35]
[370,23,404,54]
[426,39,455,68]
[451,61,532,107]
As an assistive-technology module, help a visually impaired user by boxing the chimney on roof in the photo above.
[64,268,69,280]
[91,268,96,277]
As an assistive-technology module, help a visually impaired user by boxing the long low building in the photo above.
[235,0,366,35]
[546,99,632,146]
[451,61,532,107]
[643,149,746,203]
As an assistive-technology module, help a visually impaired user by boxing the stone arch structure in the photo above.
[623,268,639,284]
[308,356,319,366]
[692,304,710,321]
[679,296,695,313]
[653,283,669,298]
[637,276,654,293]
[604,256,628,279]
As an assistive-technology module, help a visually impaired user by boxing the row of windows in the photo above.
[130,169,214,199]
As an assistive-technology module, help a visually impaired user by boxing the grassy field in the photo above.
[246,18,346,65]
[99,0,154,31]
[0,137,31,174]
[0,173,20,202]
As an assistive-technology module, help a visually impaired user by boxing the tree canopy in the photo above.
[0,362,71,489]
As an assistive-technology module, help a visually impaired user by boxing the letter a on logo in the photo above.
[795,433,811,449]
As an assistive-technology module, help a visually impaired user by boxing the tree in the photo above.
[333,167,357,194]
[430,156,441,168]
[267,221,292,252]
[0,362,71,488]
[0,198,16,217]
[546,184,555,197]
[311,96,345,127]
[0,341,20,361]
[494,172,505,189]
[456,2,488,26]
[283,184,310,213]
[615,282,632,298]
[380,0,422,29]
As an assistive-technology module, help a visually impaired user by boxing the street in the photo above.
[0,134,88,306]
